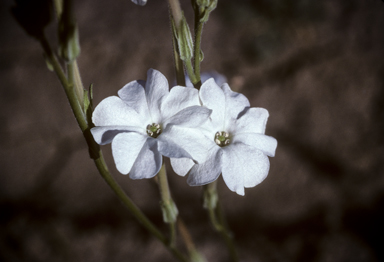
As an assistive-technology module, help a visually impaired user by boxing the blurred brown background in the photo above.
[1,0,384,261]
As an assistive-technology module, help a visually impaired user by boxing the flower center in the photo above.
[146,123,162,138]
[215,131,230,147]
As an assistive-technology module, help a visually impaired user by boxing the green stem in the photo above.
[171,29,186,86]
[53,0,63,19]
[204,182,239,262]
[95,156,187,262]
[95,155,165,242]
[193,19,204,89]
[185,59,198,85]
[178,219,207,262]
[40,36,87,131]
[168,0,186,87]
[168,0,183,28]
[67,60,84,108]
[158,164,178,248]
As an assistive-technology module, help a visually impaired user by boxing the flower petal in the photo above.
[221,83,250,120]
[199,78,225,129]
[187,146,222,186]
[157,133,192,159]
[145,69,169,123]
[91,126,144,145]
[164,106,211,128]
[235,107,269,134]
[118,80,150,120]
[160,125,213,163]
[170,158,194,177]
[233,133,277,157]
[222,143,270,196]
[243,150,269,189]
[111,132,147,175]
[92,96,144,127]
[129,139,162,179]
[160,86,200,120]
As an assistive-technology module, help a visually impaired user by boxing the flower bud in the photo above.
[58,0,80,62]
[195,0,217,23]
[58,25,80,62]
[172,14,194,61]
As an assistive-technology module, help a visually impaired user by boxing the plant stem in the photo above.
[193,15,204,88]
[95,156,165,241]
[53,0,63,19]
[40,36,87,131]
[168,0,186,86]
[67,60,84,107]
[185,59,198,85]
[171,30,186,86]
[94,156,187,262]
[178,219,207,262]
[204,182,239,262]
[168,0,183,28]
[158,163,178,247]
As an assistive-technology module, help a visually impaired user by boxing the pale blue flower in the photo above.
[171,79,277,195]
[91,69,211,179]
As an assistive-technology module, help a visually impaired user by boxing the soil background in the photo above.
[1,0,384,261]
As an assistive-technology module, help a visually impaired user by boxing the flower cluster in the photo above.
[91,69,277,195]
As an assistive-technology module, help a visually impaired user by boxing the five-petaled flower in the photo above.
[171,79,277,195]
[91,69,211,179]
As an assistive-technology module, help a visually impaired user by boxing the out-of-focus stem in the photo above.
[95,157,187,262]
[53,0,63,19]
[158,164,178,247]
[178,219,207,262]
[204,181,239,262]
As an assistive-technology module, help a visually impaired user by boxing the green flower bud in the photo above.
[194,0,217,23]
[58,0,80,62]
[172,13,194,61]
[58,22,80,62]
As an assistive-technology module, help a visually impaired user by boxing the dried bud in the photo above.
[11,0,52,40]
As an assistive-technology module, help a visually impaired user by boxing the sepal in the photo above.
[172,13,194,61]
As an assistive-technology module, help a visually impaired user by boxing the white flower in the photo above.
[131,0,147,6]
[91,69,211,179]
[171,79,277,195]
